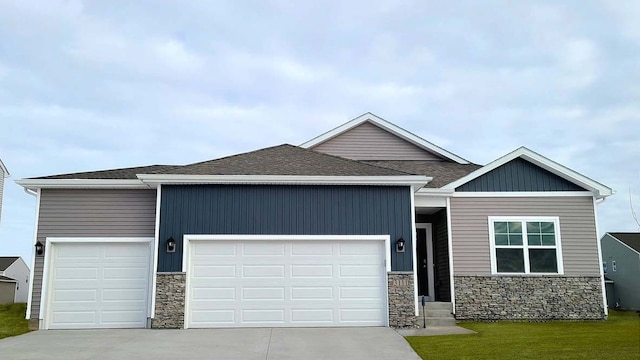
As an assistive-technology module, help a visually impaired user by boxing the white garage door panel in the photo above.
[188,239,387,328]
[48,242,150,329]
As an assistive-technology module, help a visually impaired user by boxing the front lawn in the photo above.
[406,310,640,360]
[0,303,30,339]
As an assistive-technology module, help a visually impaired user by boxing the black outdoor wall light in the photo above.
[35,241,44,256]
[396,237,405,253]
[166,237,176,253]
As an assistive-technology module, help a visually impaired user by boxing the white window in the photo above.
[612,260,617,272]
[488,217,563,274]
[603,261,607,273]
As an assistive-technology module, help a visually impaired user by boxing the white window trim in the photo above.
[488,216,564,275]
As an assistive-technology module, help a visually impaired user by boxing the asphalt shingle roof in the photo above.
[362,160,482,188]
[608,232,640,253]
[0,257,18,271]
[34,165,177,180]
[28,145,481,186]
[154,144,410,176]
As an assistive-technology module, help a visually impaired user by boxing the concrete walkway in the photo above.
[396,325,476,336]
[0,327,421,360]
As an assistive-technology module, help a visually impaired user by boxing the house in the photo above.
[601,232,640,310]
[15,113,613,330]
[0,158,9,225]
[0,257,30,303]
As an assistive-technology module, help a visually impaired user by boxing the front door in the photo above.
[416,224,435,301]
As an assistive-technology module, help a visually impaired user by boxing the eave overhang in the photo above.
[16,175,433,191]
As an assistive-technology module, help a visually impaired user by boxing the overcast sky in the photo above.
[1,1,639,264]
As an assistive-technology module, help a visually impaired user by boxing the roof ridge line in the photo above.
[160,144,292,172]
[301,147,415,176]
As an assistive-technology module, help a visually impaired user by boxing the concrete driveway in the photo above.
[0,327,421,360]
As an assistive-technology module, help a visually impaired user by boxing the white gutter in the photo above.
[15,179,150,191]
[136,174,432,188]
[15,175,432,190]
[415,188,455,196]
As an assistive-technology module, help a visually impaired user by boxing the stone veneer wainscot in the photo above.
[152,272,186,329]
[454,275,605,320]
[387,271,419,328]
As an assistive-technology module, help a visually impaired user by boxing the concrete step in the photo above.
[424,317,457,326]
[419,301,453,311]
[423,309,454,318]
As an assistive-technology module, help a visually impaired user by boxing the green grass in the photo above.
[0,303,30,340]
[406,310,640,360]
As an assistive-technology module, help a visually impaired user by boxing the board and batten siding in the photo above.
[159,185,413,272]
[30,189,156,320]
[456,158,585,192]
[311,121,443,161]
[450,196,600,276]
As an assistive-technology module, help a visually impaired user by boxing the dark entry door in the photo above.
[416,227,429,297]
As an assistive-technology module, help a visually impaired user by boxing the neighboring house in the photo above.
[16,113,613,330]
[0,158,9,225]
[0,276,17,304]
[601,232,640,310]
[0,257,30,303]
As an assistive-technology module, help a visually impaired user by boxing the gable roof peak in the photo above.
[606,232,640,254]
[300,113,470,164]
[443,146,613,198]
[0,256,19,271]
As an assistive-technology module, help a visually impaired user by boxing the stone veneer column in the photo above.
[152,272,186,329]
[387,271,419,328]
[454,275,605,320]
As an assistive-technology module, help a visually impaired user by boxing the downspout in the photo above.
[593,195,608,318]
[24,188,37,197]
[23,187,41,325]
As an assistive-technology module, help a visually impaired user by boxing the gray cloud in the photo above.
[1,0,639,262]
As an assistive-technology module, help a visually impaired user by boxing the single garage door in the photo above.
[47,241,151,329]
[187,238,388,328]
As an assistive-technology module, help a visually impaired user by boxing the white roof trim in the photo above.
[451,191,594,198]
[15,179,149,190]
[0,158,9,178]
[137,174,432,188]
[300,112,470,164]
[16,175,432,190]
[604,233,640,256]
[442,147,613,199]
[415,188,455,197]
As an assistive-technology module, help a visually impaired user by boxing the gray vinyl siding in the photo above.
[601,234,640,310]
[159,185,413,272]
[450,196,599,276]
[456,158,584,192]
[311,121,443,161]
[30,189,156,320]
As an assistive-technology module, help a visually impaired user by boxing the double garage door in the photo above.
[187,237,389,328]
[45,237,388,329]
